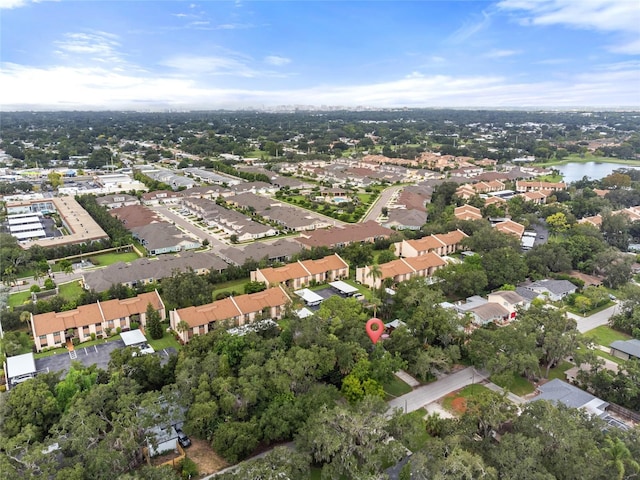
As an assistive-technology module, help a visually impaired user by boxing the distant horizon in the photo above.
[1,1,639,110]
[2,106,640,114]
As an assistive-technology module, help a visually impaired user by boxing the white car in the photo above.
[132,344,155,356]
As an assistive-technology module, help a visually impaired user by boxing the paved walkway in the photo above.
[395,369,420,388]
[572,303,618,333]
[484,381,527,405]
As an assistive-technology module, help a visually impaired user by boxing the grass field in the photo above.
[442,384,489,415]
[88,251,140,267]
[147,327,181,351]
[211,278,250,299]
[8,280,84,307]
[58,281,84,300]
[8,290,31,307]
[547,361,574,381]
[491,373,535,396]
[585,325,631,347]
[595,349,624,365]
[384,376,413,398]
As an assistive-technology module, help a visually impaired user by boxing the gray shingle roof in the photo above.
[610,339,640,359]
[532,378,608,410]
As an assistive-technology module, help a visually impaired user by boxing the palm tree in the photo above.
[367,263,382,289]
[604,437,639,480]
[176,320,190,340]
[20,311,32,333]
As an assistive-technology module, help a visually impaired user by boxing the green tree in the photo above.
[145,302,163,340]
[603,436,640,480]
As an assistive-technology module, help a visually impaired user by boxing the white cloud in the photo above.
[2,61,638,110]
[0,0,27,7]
[264,55,291,66]
[160,54,261,77]
[54,31,127,66]
[448,10,493,44]
[485,49,521,58]
[498,0,640,54]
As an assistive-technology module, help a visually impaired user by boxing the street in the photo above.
[570,303,618,333]
[387,366,487,414]
[361,185,404,223]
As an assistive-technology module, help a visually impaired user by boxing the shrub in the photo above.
[105,327,112,337]
[130,321,140,330]
[44,278,56,290]
[116,327,122,335]
[0,385,6,393]
[179,457,198,480]
[90,333,96,341]
[72,338,80,346]
[30,285,41,293]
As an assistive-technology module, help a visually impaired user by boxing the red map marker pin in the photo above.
[366,318,385,344]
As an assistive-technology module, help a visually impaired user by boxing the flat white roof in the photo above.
[8,215,41,224]
[6,352,36,379]
[120,329,148,346]
[10,222,44,233]
[329,280,359,294]
[296,307,314,318]
[294,288,324,305]
[14,229,46,240]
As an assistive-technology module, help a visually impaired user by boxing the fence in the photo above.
[607,402,640,423]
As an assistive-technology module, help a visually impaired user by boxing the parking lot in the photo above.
[35,341,178,377]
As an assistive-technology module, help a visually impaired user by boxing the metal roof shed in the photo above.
[294,288,325,306]
[5,352,37,389]
[120,329,148,347]
[329,280,359,296]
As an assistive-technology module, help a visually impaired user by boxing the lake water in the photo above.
[553,162,640,183]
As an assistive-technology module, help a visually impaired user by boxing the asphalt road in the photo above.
[150,205,228,250]
[361,185,404,223]
[387,366,487,414]
[571,303,618,333]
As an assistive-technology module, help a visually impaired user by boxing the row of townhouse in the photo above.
[515,180,566,192]
[182,197,277,241]
[393,229,468,258]
[82,252,228,293]
[31,291,165,352]
[169,286,290,343]
[228,192,331,232]
[356,253,447,289]
[578,205,640,228]
[455,180,506,199]
[251,254,349,289]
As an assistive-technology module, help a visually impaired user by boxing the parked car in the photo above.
[176,430,191,448]
[353,293,365,301]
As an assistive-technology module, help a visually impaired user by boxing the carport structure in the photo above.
[329,280,359,296]
[4,352,37,390]
[121,329,148,348]
[294,288,324,307]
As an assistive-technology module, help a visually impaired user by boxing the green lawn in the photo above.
[88,251,140,267]
[594,349,624,365]
[58,281,84,301]
[384,376,413,398]
[491,373,535,396]
[8,290,31,307]
[565,301,614,317]
[34,347,68,359]
[147,328,181,351]
[442,384,490,414]
[211,278,250,299]
[585,325,631,347]
[8,280,84,307]
[547,361,574,381]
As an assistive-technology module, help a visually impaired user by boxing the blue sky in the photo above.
[1,0,639,110]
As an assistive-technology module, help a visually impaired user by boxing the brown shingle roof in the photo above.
[33,303,103,337]
[299,254,348,275]
[99,291,163,321]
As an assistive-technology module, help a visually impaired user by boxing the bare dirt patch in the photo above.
[187,438,229,477]
[451,396,467,414]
